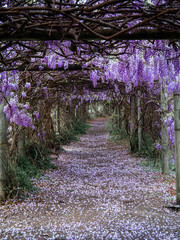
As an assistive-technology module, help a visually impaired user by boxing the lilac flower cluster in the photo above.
[3,98,35,128]
[0,40,179,145]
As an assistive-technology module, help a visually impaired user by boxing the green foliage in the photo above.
[12,166,37,191]
[138,134,156,158]
[25,143,55,170]
[130,133,138,153]
[16,156,40,178]
[131,133,163,173]
[107,114,162,168]
[5,119,90,200]
[106,114,127,142]
[58,119,91,145]
[72,119,90,135]
[6,143,56,199]
[58,128,78,145]
[139,159,161,172]
[136,133,161,170]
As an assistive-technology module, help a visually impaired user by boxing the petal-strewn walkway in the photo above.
[0,118,180,239]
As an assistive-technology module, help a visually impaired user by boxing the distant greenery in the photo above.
[107,114,162,169]
[58,118,91,145]
[138,134,159,159]
[106,114,127,143]
[129,132,175,172]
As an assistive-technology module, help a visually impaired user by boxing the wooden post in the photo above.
[121,105,125,130]
[114,104,118,126]
[161,86,169,174]
[18,127,25,158]
[56,100,60,135]
[118,104,121,129]
[65,105,72,129]
[137,91,143,152]
[130,95,136,152]
[85,104,90,119]
[130,95,136,130]
[38,100,43,144]
[174,91,180,204]
[0,99,8,199]
[81,104,86,121]
[76,106,81,119]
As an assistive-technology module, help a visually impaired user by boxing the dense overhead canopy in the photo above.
[0,0,179,126]
[0,0,179,73]
[0,0,180,41]
[0,0,180,206]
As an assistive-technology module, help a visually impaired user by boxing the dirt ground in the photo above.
[0,118,180,239]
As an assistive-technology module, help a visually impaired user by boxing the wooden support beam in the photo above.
[161,86,169,174]
[18,127,26,159]
[0,99,8,199]
[56,100,61,135]
[137,91,143,152]
[130,95,136,152]
[174,91,180,204]
[0,29,179,41]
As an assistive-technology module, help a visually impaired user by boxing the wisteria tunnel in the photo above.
[0,0,180,239]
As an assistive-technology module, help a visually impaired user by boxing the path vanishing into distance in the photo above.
[0,118,180,239]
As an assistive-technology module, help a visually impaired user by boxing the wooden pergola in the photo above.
[0,0,180,204]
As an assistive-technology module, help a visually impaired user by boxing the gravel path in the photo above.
[0,118,180,239]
